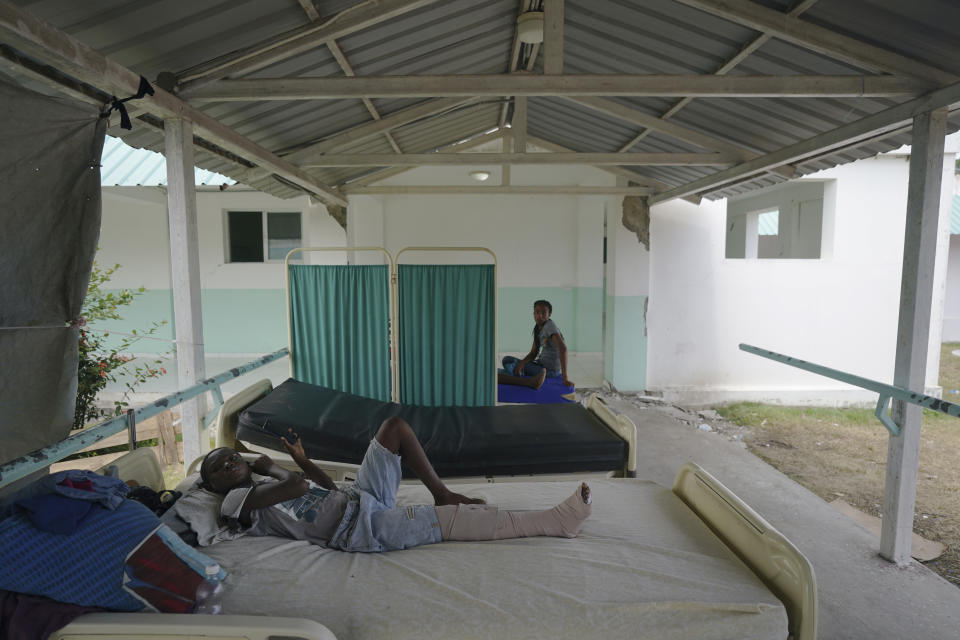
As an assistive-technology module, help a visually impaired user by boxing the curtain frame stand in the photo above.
[395,247,498,405]
[285,247,397,401]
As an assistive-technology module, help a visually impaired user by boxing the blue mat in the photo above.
[497,377,575,404]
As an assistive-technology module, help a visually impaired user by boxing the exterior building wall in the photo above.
[646,142,958,406]
[944,235,960,342]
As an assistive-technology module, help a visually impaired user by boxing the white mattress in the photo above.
[204,479,787,640]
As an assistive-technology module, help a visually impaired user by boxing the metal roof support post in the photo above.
[543,0,563,75]
[164,116,208,468]
[881,107,948,564]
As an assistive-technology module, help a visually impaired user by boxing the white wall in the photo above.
[647,147,956,407]
[346,194,387,265]
[366,164,608,284]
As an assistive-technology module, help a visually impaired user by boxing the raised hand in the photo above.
[281,429,308,462]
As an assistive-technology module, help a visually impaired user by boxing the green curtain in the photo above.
[288,264,391,401]
[398,264,495,406]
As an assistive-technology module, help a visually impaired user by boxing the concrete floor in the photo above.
[602,394,960,640]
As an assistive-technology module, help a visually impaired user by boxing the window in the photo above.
[725,182,826,260]
[226,211,302,263]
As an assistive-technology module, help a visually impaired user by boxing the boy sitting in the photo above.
[184,416,591,552]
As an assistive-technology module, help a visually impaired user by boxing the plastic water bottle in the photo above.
[194,564,224,614]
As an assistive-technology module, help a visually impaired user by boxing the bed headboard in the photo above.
[673,463,817,640]
[95,447,164,491]
[213,378,274,452]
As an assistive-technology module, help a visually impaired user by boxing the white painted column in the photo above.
[881,108,948,564]
[164,117,206,467]
[603,185,650,392]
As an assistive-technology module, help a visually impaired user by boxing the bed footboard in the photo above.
[673,463,817,640]
[585,394,638,477]
[52,613,336,639]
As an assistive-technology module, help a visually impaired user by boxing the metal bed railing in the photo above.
[0,348,289,488]
[739,343,960,435]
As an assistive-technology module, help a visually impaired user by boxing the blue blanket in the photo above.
[0,499,158,610]
[497,377,575,404]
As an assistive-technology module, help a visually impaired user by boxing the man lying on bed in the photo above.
[178,416,592,553]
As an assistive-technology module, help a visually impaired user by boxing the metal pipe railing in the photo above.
[739,343,960,436]
[0,348,289,488]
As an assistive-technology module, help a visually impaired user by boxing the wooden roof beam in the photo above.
[524,134,700,204]
[297,0,320,21]
[672,0,958,86]
[569,96,797,179]
[619,0,819,183]
[181,74,929,101]
[543,0,563,75]
[302,152,740,167]
[325,39,403,154]
[340,129,506,190]
[176,0,443,91]
[234,96,475,185]
[345,185,655,196]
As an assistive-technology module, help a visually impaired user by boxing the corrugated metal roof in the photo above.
[4,0,960,202]
[100,136,235,187]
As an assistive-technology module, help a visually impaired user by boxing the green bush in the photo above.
[74,261,168,430]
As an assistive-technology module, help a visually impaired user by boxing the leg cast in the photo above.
[437,484,592,541]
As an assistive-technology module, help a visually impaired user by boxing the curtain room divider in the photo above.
[286,247,496,406]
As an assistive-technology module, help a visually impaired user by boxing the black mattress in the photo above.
[237,378,628,478]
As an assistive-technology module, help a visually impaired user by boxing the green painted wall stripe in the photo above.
[604,294,647,391]
[497,287,602,353]
[94,286,604,354]
[90,289,287,354]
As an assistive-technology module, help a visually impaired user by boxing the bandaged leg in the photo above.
[436,484,592,541]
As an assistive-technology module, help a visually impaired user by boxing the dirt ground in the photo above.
[714,343,960,588]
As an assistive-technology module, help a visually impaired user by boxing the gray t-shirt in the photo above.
[534,319,562,373]
[221,478,350,547]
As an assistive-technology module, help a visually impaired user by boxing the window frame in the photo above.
[724,181,829,261]
[224,210,303,264]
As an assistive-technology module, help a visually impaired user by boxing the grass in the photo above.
[716,342,960,587]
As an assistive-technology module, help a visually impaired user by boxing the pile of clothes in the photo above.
[0,468,186,639]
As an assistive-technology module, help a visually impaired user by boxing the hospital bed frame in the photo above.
[52,444,816,640]
[217,378,640,482]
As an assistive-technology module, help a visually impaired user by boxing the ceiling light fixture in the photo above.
[469,170,492,182]
[517,11,544,44]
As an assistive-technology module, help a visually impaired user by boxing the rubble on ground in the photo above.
[576,389,750,446]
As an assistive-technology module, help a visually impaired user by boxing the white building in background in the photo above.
[97,134,960,406]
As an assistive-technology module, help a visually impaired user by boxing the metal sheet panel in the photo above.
[7,0,960,200]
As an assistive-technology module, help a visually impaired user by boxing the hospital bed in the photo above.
[51,446,816,640]
[223,377,639,482]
